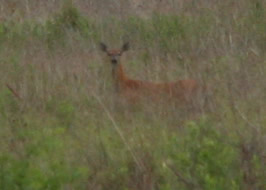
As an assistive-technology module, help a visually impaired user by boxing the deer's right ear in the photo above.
[100,42,108,52]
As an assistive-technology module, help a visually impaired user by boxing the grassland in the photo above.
[0,0,265,189]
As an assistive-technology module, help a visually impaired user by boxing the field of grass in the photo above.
[0,0,265,189]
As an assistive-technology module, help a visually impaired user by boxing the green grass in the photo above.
[0,0,265,189]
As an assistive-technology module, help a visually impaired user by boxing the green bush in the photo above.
[45,1,93,48]
[0,115,88,190]
[166,119,241,189]
[0,1,265,189]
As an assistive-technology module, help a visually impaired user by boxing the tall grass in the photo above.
[0,0,265,189]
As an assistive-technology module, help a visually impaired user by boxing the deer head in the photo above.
[100,42,130,65]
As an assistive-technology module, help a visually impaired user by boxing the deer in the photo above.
[100,42,205,108]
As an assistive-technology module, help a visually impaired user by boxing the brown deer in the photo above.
[100,42,203,107]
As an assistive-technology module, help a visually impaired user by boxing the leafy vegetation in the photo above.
[0,0,265,189]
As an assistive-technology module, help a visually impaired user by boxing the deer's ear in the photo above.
[100,42,108,52]
[121,42,130,52]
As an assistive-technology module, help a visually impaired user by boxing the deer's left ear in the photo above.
[100,42,108,52]
[121,42,130,52]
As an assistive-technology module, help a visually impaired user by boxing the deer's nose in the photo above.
[111,58,118,64]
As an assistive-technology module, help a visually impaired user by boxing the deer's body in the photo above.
[100,42,201,105]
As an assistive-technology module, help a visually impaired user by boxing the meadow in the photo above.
[0,0,265,189]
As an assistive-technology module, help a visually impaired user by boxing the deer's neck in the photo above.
[112,64,127,92]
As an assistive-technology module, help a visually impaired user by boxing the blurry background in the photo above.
[0,0,265,189]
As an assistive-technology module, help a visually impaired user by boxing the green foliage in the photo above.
[45,1,94,48]
[0,88,20,117]
[151,14,185,50]
[46,98,76,127]
[166,119,241,189]
[0,114,89,190]
[123,15,186,50]
[0,1,265,189]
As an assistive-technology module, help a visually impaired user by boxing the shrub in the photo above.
[166,119,241,190]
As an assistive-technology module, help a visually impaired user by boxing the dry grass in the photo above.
[0,0,265,189]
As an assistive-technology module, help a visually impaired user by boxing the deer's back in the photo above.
[120,78,199,103]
